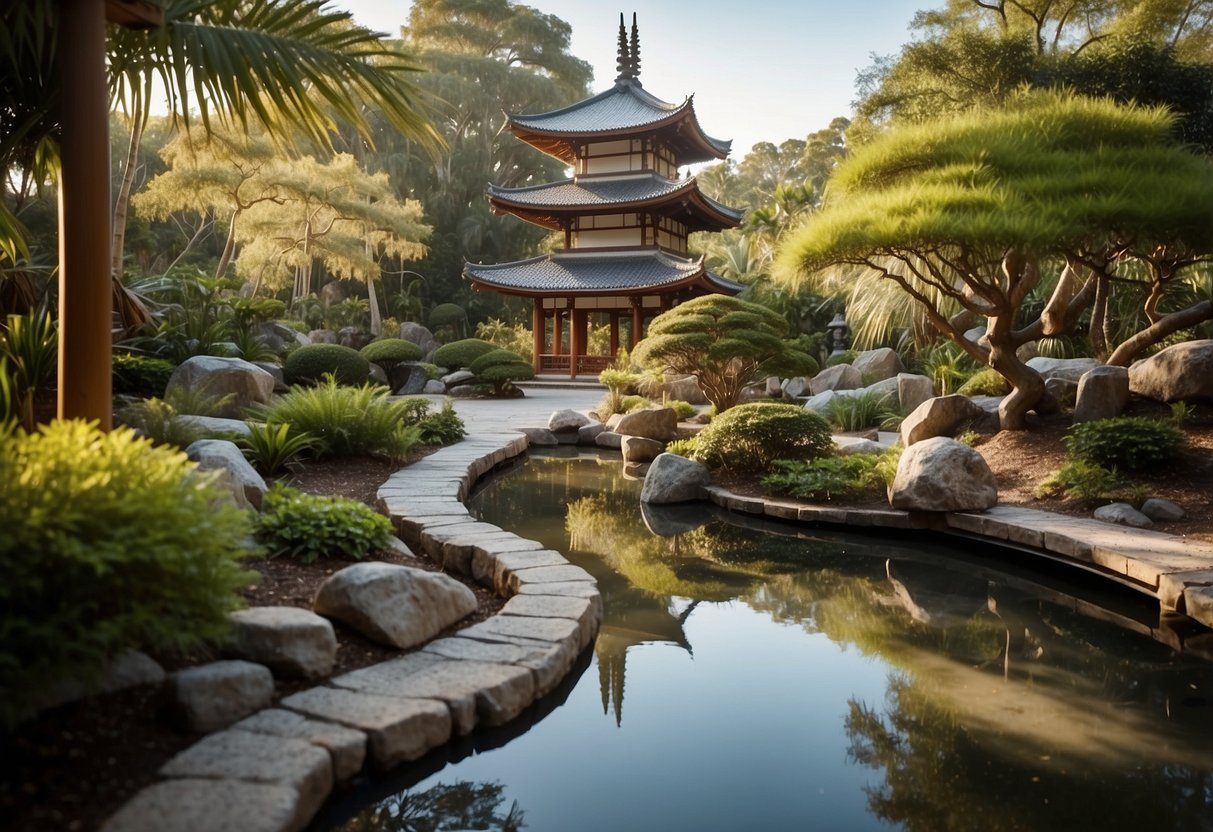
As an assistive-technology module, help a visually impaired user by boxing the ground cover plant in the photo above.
[254,482,393,562]
[0,421,257,728]
[1064,416,1184,471]
[763,453,889,501]
[821,390,901,431]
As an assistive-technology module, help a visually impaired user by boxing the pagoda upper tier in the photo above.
[506,77,731,168]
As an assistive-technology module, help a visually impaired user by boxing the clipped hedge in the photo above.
[432,338,496,370]
[360,338,423,368]
[284,343,369,386]
[0,421,257,727]
[111,353,176,398]
[690,403,833,473]
[469,348,534,393]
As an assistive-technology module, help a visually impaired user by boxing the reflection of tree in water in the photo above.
[341,781,524,832]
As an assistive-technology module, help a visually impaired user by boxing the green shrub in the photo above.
[0,421,256,726]
[429,303,467,338]
[254,377,423,461]
[431,338,496,370]
[762,455,884,501]
[238,422,319,475]
[689,403,833,473]
[821,390,901,431]
[1,308,57,430]
[283,343,369,386]
[598,368,638,416]
[255,483,393,563]
[1064,416,1183,471]
[915,340,979,395]
[112,353,176,398]
[420,363,443,380]
[469,348,534,394]
[668,399,698,420]
[1034,460,1127,503]
[622,395,653,412]
[664,437,698,457]
[360,338,423,368]
[117,397,206,448]
[957,368,1011,397]
[410,399,465,445]
[825,350,857,368]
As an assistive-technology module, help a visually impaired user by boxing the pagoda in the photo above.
[464,14,744,378]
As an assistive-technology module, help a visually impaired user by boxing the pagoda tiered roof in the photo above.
[486,173,743,231]
[506,78,731,166]
[464,249,744,297]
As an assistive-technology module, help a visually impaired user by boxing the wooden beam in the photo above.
[532,299,543,373]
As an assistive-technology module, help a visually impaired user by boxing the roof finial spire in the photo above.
[629,13,641,83]
[615,13,633,81]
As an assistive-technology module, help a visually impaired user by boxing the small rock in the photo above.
[623,461,650,479]
[578,422,605,444]
[1140,498,1185,521]
[640,453,712,504]
[852,347,905,383]
[226,607,337,679]
[765,376,783,397]
[621,435,663,464]
[369,364,389,386]
[889,437,997,512]
[604,413,625,432]
[834,435,885,456]
[313,562,477,650]
[782,376,810,398]
[809,364,863,395]
[803,389,838,414]
[392,364,428,396]
[661,374,709,405]
[1093,502,1154,528]
[185,439,268,510]
[1026,355,1101,383]
[398,322,439,358]
[307,329,337,344]
[441,369,475,386]
[176,415,254,438]
[900,395,986,446]
[518,426,559,446]
[448,384,480,398]
[251,361,287,394]
[897,373,936,414]
[548,409,591,432]
[422,379,447,395]
[595,430,623,449]
[1044,376,1078,408]
[167,660,274,733]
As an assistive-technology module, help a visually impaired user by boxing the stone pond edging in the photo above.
[703,485,1213,632]
[103,430,600,832]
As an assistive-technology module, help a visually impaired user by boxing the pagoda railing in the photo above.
[537,354,613,376]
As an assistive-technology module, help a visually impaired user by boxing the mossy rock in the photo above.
[284,343,369,386]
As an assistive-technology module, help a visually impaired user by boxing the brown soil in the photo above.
[1,453,502,832]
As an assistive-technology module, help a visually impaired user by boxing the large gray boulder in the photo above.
[1128,339,1213,402]
[398,322,440,360]
[898,373,937,414]
[782,376,810,398]
[186,439,267,510]
[853,347,905,383]
[168,356,274,418]
[803,389,840,414]
[549,409,591,432]
[1026,355,1100,383]
[422,379,446,395]
[900,395,986,446]
[661,374,709,405]
[442,369,475,387]
[809,364,863,395]
[1045,376,1078,408]
[313,562,477,650]
[392,363,429,396]
[889,437,998,512]
[640,453,712,504]
[615,407,678,441]
[1073,365,1129,423]
[621,435,663,464]
[167,660,274,733]
[225,606,337,679]
[251,361,287,393]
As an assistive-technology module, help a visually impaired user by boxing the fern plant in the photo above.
[822,390,901,431]
[238,422,319,475]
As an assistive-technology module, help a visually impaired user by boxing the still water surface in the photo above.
[318,449,1213,831]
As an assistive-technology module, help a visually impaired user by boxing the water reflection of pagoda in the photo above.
[464,14,743,378]
[595,599,698,725]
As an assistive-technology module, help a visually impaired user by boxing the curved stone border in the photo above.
[104,431,598,832]
[703,485,1213,631]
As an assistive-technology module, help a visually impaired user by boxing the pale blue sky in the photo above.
[339,0,929,157]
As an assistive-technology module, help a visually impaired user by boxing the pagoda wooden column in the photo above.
[569,303,584,379]
[531,298,544,373]
[630,296,643,346]
[609,311,620,357]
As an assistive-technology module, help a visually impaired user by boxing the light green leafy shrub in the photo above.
[1034,460,1129,503]
[668,399,698,420]
[284,343,369,386]
[396,398,465,445]
[957,367,1011,397]
[117,397,205,448]
[664,437,698,457]
[360,338,423,368]
[622,395,653,412]
[0,421,257,727]
[254,377,422,461]
[1064,416,1183,471]
[431,338,496,370]
[689,403,833,473]
[112,353,176,398]
[254,483,393,563]
[762,455,884,501]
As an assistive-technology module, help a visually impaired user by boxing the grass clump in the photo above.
[1033,460,1144,504]
[821,390,901,431]
[957,368,1011,397]
[255,483,393,563]
[1064,416,1183,471]
[238,422,319,475]
[256,376,422,461]
[688,403,833,474]
[0,421,257,727]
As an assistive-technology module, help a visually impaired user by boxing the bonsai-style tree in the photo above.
[468,348,534,395]
[779,90,1213,430]
[631,295,816,412]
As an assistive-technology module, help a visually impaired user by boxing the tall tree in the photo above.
[778,91,1213,430]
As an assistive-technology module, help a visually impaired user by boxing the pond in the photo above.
[315,448,1213,831]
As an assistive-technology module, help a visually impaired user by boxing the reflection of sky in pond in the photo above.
[318,450,1213,832]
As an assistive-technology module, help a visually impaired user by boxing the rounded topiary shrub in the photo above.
[429,302,467,333]
[1064,416,1183,471]
[360,338,423,368]
[469,348,534,394]
[691,403,833,473]
[0,421,256,727]
[432,338,497,370]
[284,343,370,386]
[112,353,176,398]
